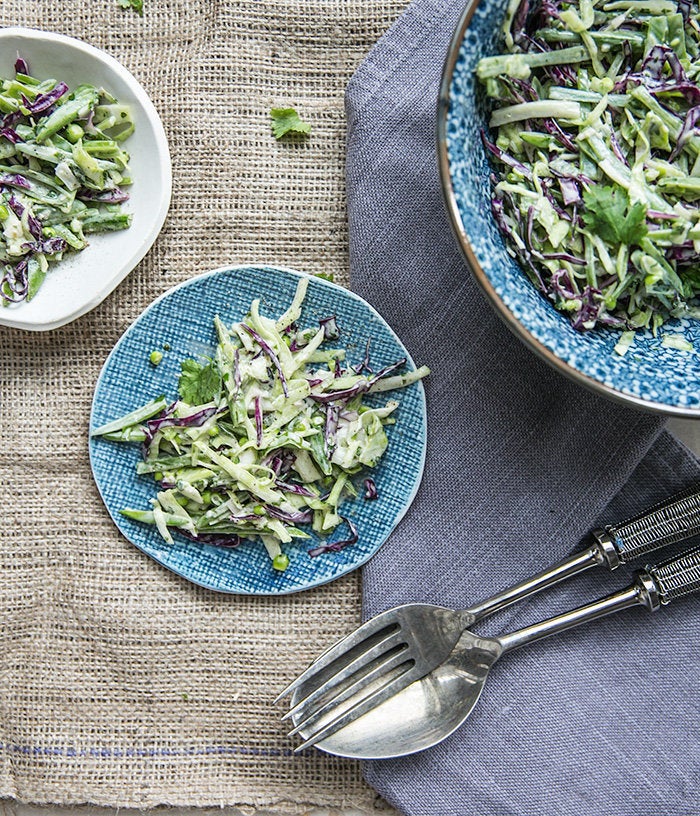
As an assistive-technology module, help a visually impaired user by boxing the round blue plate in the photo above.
[89,265,427,595]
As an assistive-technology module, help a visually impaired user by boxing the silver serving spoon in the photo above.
[292,545,700,759]
[284,487,700,749]
[285,487,700,751]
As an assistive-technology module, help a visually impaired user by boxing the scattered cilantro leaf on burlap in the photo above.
[118,0,144,16]
[271,108,311,139]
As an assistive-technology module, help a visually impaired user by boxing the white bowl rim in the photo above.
[0,26,172,332]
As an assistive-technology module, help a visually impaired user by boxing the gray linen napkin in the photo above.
[345,1,700,814]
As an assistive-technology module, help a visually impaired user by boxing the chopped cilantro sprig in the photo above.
[178,359,222,405]
[581,187,648,248]
[271,107,311,140]
[117,0,143,15]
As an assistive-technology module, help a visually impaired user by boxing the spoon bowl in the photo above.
[286,486,700,752]
[293,632,500,759]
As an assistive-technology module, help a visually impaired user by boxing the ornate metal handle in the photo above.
[646,546,700,603]
[593,484,700,566]
[467,485,700,622]
[499,546,700,654]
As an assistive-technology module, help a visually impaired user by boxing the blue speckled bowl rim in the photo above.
[437,0,699,419]
[88,264,428,595]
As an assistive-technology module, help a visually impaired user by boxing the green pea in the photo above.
[149,350,163,366]
[272,553,290,571]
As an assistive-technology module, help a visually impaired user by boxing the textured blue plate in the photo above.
[89,265,427,595]
[438,0,700,416]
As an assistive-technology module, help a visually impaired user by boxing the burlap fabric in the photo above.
[0,0,409,809]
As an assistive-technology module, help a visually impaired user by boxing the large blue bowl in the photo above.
[89,265,427,595]
[438,0,700,416]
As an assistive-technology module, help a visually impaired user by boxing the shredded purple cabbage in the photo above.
[76,187,130,204]
[353,338,373,375]
[324,404,339,454]
[0,173,30,190]
[642,45,686,84]
[21,82,68,115]
[8,194,43,240]
[556,176,581,206]
[263,449,296,476]
[0,127,21,144]
[670,106,700,160]
[319,315,339,339]
[542,118,577,151]
[308,517,359,557]
[274,480,315,497]
[179,530,243,548]
[266,506,314,525]
[14,55,29,75]
[230,512,260,522]
[254,395,263,446]
[22,237,67,256]
[570,286,604,331]
[141,404,217,457]
[666,244,700,263]
[147,405,218,433]
[363,478,378,501]
[481,131,533,180]
[1,259,29,302]
[309,357,407,405]
[241,322,289,397]
[510,0,531,43]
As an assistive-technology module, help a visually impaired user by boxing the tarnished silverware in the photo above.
[277,486,700,751]
[292,544,700,759]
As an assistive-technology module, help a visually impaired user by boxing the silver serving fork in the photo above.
[276,486,700,750]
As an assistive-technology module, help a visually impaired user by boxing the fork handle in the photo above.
[593,483,700,566]
[498,546,700,654]
[466,485,700,622]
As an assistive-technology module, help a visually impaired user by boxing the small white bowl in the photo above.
[0,28,172,332]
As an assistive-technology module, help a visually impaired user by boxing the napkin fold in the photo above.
[346,1,700,814]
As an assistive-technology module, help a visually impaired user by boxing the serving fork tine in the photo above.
[277,485,700,751]
[277,604,467,743]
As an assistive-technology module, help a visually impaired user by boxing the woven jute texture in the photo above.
[0,0,409,809]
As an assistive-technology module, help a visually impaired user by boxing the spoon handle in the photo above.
[646,545,700,603]
[466,484,700,621]
[497,546,700,654]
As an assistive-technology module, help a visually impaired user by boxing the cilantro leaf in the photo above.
[270,107,311,140]
[178,359,222,405]
[118,0,144,15]
[581,185,648,246]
